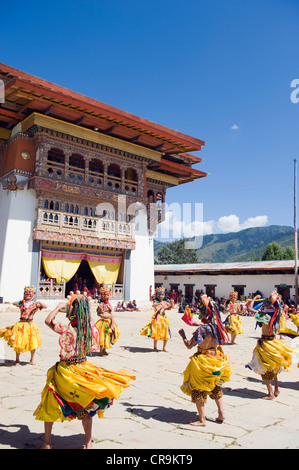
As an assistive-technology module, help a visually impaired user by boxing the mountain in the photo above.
[154,225,296,263]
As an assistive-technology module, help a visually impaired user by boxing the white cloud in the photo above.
[230,124,239,130]
[216,214,268,233]
[157,210,268,239]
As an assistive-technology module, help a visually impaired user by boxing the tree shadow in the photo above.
[0,423,85,449]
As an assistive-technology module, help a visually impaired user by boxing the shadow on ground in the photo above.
[0,423,85,449]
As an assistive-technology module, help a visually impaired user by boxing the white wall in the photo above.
[124,208,154,305]
[155,272,296,300]
[0,186,37,302]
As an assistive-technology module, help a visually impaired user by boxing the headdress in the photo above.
[100,286,111,298]
[198,295,230,344]
[155,287,165,295]
[66,294,93,358]
[254,291,282,334]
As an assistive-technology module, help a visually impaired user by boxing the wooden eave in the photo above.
[0,63,205,156]
[148,157,207,182]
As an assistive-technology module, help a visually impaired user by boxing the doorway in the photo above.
[184,284,194,303]
[66,260,98,296]
[204,285,216,299]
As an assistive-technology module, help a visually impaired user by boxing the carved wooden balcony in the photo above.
[44,161,139,196]
[35,208,135,241]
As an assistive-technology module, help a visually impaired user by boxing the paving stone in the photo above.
[0,307,299,449]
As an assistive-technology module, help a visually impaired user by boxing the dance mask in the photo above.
[23,286,36,301]
[229,291,238,303]
[100,287,111,303]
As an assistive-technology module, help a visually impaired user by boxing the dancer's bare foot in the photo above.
[215,416,225,423]
[274,389,280,397]
[262,394,275,400]
[189,420,206,427]
[162,348,168,352]
[40,443,52,449]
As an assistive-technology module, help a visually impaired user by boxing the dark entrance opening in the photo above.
[66,260,98,296]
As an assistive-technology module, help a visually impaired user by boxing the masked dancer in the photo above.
[179,295,231,426]
[0,286,47,365]
[34,293,135,449]
[95,286,120,356]
[224,291,243,344]
[140,287,174,352]
[246,292,298,400]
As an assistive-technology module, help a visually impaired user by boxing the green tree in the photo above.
[156,238,198,264]
[284,246,295,260]
[262,242,284,260]
[171,238,198,264]
[156,245,173,264]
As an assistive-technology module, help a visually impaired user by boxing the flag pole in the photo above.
[294,158,298,307]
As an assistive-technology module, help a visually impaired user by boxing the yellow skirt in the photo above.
[0,321,42,353]
[95,318,120,349]
[279,316,299,337]
[224,314,243,335]
[34,360,136,422]
[246,338,297,376]
[290,313,299,328]
[181,346,231,396]
[140,315,171,341]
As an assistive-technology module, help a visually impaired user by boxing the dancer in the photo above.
[289,305,299,333]
[223,291,243,344]
[0,286,47,365]
[95,286,120,356]
[140,286,174,352]
[34,294,135,449]
[246,292,297,400]
[179,294,231,426]
[279,304,299,339]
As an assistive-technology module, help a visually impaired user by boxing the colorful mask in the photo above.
[23,286,36,301]
[100,287,111,298]
[155,287,165,296]
[229,291,238,302]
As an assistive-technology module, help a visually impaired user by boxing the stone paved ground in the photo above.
[0,301,299,450]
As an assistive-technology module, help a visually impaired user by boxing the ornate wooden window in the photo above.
[47,148,65,178]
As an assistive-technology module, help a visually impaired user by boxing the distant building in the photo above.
[154,260,299,303]
[0,63,206,303]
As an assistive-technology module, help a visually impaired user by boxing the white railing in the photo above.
[38,280,65,298]
[36,208,134,239]
[104,284,124,299]
[37,280,123,300]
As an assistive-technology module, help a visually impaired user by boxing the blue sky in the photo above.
[1,0,299,237]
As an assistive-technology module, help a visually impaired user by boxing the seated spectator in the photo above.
[126,301,134,311]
